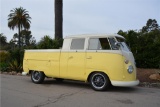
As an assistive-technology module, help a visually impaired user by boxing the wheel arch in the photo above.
[29,70,46,76]
[87,71,111,83]
[29,70,33,74]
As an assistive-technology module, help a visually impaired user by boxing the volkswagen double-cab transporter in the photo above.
[23,34,139,91]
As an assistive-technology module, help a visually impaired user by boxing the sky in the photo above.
[0,0,160,42]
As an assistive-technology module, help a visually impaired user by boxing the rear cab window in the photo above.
[70,38,85,50]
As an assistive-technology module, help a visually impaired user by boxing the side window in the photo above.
[108,38,119,50]
[70,38,85,50]
[88,38,111,50]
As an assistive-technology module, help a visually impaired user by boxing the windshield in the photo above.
[121,42,131,52]
[115,37,131,52]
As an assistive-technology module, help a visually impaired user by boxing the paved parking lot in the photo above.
[1,74,160,107]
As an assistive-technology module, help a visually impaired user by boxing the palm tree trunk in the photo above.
[18,24,21,49]
[55,0,63,39]
[18,24,21,65]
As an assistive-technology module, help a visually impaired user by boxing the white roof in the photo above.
[64,34,125,39]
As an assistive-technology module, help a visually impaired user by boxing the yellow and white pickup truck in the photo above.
[23,34,139,91]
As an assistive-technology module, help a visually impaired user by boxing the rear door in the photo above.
[67,38,86,80]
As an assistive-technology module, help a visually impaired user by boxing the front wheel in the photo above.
[31,71,45,84]
[90,72,110,91]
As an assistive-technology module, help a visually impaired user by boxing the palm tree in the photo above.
[55,0,63,39]
[8,7,31,49]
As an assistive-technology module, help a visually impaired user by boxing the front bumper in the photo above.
[111,80,139,87]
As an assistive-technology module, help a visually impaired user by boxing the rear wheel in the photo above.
[90,72,110,91]
[31,71,45,84]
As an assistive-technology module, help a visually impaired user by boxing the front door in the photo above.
[86,38,112,70]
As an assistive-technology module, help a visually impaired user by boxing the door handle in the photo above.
[68,56,73,59]
[86,56,92,59]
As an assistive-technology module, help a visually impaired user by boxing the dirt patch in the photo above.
[137,68,159,83]
[137,68,160,88]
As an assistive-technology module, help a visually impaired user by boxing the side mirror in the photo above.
[115,42,121,47]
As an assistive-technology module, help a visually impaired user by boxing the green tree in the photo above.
[37,35,63,49]
[118,19,160,68]
[11,30,36,49]
[37,35,54,49]
[21,30,32,46]
[53,38,63,49]
[55,0,63,39]
[21,30,36,47]
[9,39,17,50]
[142,19,160,33]
[0,33,7,48]
[8,7,31,49]
[0,33,11,50]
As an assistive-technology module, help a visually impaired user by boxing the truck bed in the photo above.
[23,49,61,77]
[24,49,61,60]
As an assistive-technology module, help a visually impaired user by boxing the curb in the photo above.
[139,82,160,88]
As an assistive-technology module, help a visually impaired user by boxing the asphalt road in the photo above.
[0,74,160,107]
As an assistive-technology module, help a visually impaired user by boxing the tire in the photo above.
[90,72,110,91]
[31,71,45,84]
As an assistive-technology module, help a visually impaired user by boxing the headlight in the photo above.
[127,65,134,73]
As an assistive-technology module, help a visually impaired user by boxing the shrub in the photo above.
[8,49,24,64]
[0,62,9,72]
[7,49,24,72]
[53,39,63,49]
[0,51,10,72]
[9,59,22,73]
[0,51,10,62]
[0,49,24,72]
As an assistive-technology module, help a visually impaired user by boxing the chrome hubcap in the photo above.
[92,73,106,89]
[33,71,40,81]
